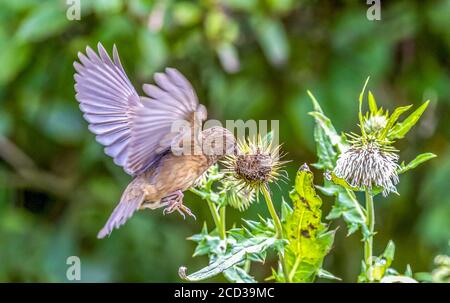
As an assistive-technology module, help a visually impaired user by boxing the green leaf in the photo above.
[309,111,347,152]
[398,153,437,174]
[372,240,396,281]
[307,90,347,169]
[380,105,412,139]
[251,16,289,66]
[282,164,335,282]
[179,237,276,281]
[223,266,257,283]
[368,91,378,114]
[359,77,370,137]
[389,100,430,139]
[382,240,396,264]
[16,4,69,42]
[317,268,342,281]
[0,41,30,85]
[320,183,368,238]
[172,2,202,26]
[325,171,359,191]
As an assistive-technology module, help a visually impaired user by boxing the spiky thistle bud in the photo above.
[222,135,287,210]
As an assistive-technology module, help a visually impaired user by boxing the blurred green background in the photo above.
[0,0,449,282]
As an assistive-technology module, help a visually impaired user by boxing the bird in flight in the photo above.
[74,43,235,238]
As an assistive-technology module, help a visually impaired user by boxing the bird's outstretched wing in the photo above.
[74,42,207,176]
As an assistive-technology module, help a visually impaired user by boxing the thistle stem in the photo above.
[261,184,289,282]
[261,184,283,239]
[190,187,227,241]
[364,189,375,282]
[219,206,226,240]
[206,199,226,241]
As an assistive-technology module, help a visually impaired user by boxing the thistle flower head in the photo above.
[222,134,287,210]
[334,135,400,196]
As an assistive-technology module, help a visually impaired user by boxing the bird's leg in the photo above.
[161,190,196,220]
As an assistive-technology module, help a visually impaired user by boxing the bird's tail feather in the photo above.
[97,181,144,239]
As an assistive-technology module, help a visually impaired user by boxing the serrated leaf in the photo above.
[180,237,276,281]
[389,100,430,139]
[323,183,368,238]
[308,90,348,169]
[223,266,257,283]
[398,153,437,174]
[282,164,335,282]
[309,111,346,153]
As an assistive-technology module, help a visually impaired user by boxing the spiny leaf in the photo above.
[282,164,335,282]
[389,100,430,139]
[179,237,276,281]
[223,266,257,283]
[398,153,437,174]
[309,111,347,152]
[307,90,347,169]
[320,184,368,238]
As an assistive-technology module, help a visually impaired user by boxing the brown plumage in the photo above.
[74,43,235,238]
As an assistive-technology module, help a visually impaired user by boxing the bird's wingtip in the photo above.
[97,228,110,239]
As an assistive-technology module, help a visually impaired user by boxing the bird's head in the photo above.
[201,127,236,161]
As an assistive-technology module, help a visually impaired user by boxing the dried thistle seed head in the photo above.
[334,140,400,196]
[222,135,287,210]
[235,153,273,183]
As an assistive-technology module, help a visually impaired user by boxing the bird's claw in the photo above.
[161,191,196,220]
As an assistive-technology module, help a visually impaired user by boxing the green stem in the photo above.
[219,206,226,240]
[261,184,288,282]
[190,188,227,241]
[261,184,283,239]
[364,189,375,282]
[206,199,226,241]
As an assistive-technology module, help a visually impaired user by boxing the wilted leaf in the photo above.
[282,164,336,282]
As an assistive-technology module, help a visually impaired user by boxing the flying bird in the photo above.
[74,43,235,238]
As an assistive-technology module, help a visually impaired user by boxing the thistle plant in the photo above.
[177,79,436,283]
[179,134,337,283]
[308,78,436,282]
